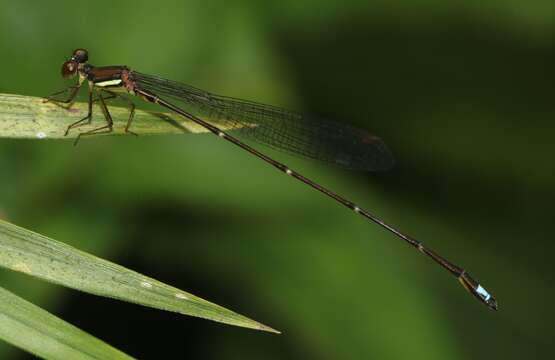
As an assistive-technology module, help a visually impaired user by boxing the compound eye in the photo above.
[72,48,88,63]
[61,60,78,78]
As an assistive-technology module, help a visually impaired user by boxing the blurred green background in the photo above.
[1,0,554,359]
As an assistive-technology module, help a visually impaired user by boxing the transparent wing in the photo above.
[132,72,394,171]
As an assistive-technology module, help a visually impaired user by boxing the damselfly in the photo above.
[46,48,497,310]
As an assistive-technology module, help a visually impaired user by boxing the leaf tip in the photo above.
[256,322,281,334]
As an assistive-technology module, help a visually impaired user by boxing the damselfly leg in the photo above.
[45,83,137,143]
[43,83,83,108]
[72,89,114,145]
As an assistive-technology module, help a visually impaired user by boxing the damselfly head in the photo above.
[61,49,89,78]
[61,60,78,78]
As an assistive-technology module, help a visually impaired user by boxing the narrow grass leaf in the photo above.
[0,220,278,333]
[0,284,135,359]
[0,93,238,139]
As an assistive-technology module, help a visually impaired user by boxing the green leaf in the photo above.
[0,284,135,359]
[0,220,278,334]
[0,93,239,139]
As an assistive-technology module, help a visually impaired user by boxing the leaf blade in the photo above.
[0,93,238,139]
[0,220,278,334]
[0,284,135,360]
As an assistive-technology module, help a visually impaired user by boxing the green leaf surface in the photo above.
[0,93,239,139]
[0,284,134,360]
[0,220,278,334]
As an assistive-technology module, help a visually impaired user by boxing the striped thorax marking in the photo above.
[354,206,361,213]
[95,79,123,87]
[218,131,226,138]
[285,169,293,175]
